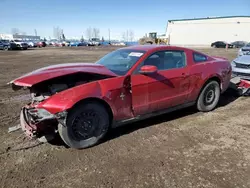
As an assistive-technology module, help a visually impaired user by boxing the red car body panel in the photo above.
[11,45,232,130]
[36,76,134,121]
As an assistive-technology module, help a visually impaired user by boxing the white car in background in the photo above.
[232,51,250,80]
[10,39,28,50]
[238,42,250,56]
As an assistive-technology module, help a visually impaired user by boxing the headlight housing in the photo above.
[231,61,236,67]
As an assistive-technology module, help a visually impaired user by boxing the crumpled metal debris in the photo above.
[8,124,21,133]
[229,76,250,96]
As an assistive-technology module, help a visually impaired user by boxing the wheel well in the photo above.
[207,76,221,86]
[196,76,221,101]
[70,98,113,123]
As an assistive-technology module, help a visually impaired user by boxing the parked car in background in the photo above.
[27,41,38,48]
[63,41,71,46]
[211,41,233,48]
[231,54,250,80]
[37,41,47,48]
[0,40,17,50]
[68,41,79,47]
[231,41,247,48]
[69,41,89,47]
[88,38,101,46]
[10,39,28,50]
[238,42,250,56]
[77,41,89,46]
[10,45,232,149]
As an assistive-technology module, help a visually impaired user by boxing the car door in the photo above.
[220,42,226,48]
[131,50,190,116]
[0,41,3,49]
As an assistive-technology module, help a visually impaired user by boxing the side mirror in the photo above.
[139,65,158,74]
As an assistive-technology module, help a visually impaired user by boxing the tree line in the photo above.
[11,27,135,41]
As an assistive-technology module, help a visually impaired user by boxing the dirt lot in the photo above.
[1,46,250,188]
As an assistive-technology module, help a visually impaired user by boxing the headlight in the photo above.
[231,61,236,67]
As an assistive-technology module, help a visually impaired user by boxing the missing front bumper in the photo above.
[20,107,38,138]
[20,106,58,139]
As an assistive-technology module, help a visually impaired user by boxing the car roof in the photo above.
[121,45,187,52]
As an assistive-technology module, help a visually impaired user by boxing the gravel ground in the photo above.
[1,46,250,188]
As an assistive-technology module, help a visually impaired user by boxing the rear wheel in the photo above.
[58,102,110,149]
[197,81,220,112]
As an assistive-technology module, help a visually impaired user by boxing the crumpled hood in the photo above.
[234,55,250,65]
[9,63,117,87]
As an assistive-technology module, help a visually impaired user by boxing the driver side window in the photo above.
[133,50,186,74]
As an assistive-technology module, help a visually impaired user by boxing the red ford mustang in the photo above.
[9,45,232,149]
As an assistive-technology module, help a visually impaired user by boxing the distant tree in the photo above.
[34,29,37,36]
[53,26,64,40]
[62,32,66,41]
[11,28,19,35]
[92,28,100,39]
[86,27,92,40]
[81,35,84,42]
[128,30,134,42]
[122,32,126,41]
[122,30,132,42]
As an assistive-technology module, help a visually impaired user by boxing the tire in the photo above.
[58,102,110,149]
[197,81,220,112]
[3,46,8,51]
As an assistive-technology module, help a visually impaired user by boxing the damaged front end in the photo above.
[19,82,73,140]
[11,71,112,142]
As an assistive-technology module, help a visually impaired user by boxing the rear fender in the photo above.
[203,74,223,89]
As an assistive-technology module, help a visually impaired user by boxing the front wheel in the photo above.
[197,81,220,112]
[3,46,9,51]
[58,102,110,149]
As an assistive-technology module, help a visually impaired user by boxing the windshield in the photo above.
[96,49,146,75]
[14,39,22,42]
[245,43,250,47]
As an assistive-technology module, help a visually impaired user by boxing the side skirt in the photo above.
[112,101,196,128]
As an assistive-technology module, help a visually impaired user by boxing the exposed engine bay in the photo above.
[28,72,109,103]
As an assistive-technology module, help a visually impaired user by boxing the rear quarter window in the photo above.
[193,53,208,63]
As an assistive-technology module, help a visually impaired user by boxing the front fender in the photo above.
[36,81,104,114]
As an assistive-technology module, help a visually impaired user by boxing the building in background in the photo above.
[166,16,250,47]
[0,34,40,41]
[13,34,40,41]
[0,34,14,40]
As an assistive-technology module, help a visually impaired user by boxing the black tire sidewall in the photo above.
[197,81,220,112]
[58,102,110,149]
[3,46,8,51]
